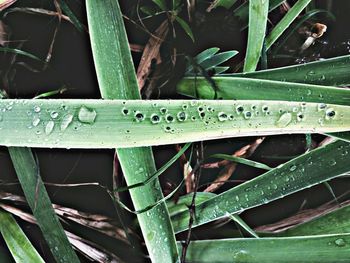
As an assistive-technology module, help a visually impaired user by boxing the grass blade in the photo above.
[225,54,350,86]
[0,210,45,263]
[265,0,312,50]
[177,77,350,105]
[86,1,179,262]
[235,0,284,23]
[8,147,79,262]
[0,99,350,148]
[171,140,350,233]
[282,204,350,236]
[243,0,269,72]
[178,234,350,262]
[210,154,272,170]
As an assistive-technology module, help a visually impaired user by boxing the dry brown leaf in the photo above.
[136,20,169,90]
[204,137,265,192]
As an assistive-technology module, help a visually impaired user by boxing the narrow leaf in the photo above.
[8,147,79,262]
[178,234,350,262]
[0,99,349,148]
[86,0,179,261]
[0,210,45,263]
[172,140,350,233]
[243,0,269,72]
[265,0,312,50]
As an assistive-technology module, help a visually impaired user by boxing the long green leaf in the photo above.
[171,140,350,233]
[225,54,350,86]
[178,234,350,262]
[0,210,45,263]
[177,77,350,105]
[8,148,79,262]
[243,0,269,72]
[265,0,312,50]
[0,99,349,148]
[86,1,179,262]
[234,0,285,22]
[211,154,272,170]
[282,204,350,236]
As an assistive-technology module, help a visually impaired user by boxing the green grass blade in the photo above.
[228,214,259,238]
[265,0,312,50]
[86,1,179,262]
[282,203,350,236]
[209,0,238,10]
[171,140,350,233]
[0,210,45,263]
[8,147,79,262]
[0,47,42,62]
[57,0,85,33]
[243,0,269,72]
[177,77,350,105]
[210,154,272,170]
[226,54,350,86]
[235,0,284,22]
[178,234,350,262]
[167,192,216,217]
[0,99,350,148]
[199,51,238,71]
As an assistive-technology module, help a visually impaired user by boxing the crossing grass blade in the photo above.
[8,147,79,262]
[243,0,269,72]
[0,210,45,263]
[171,140,350,233]
[177,77,350,105]
[177,233,350,262]
[281,203,350,236]
[234,0,285,24]
[0,99,350,148]
[265,0,312,50]
[86,1,179,262]
[225,54,350,86]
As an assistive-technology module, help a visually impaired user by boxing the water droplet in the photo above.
[60,114,73,131]
[329,159,336,166]
[325,108,336,120]
[182,104,188,110]
[334,238,346,247]
[122,107,129,115]
[236,105,244,114]
[262,105,269,113]
[318,103,327,111]
[45,121,55,135]
[289,165,297,171]
[218,112,228,122]
[276,112,292,128]
[197,106,204,112]
[243,111,252,119]
[160,107,167,114]
[33,106,41,113]
[32,116,41,127]
[150,114,161,124]
[297,112,304,122]
[165,114,174,123]
[177,111,187,122]
[50,111,58,119]
[190,100,198,106]
[78,106,97,124]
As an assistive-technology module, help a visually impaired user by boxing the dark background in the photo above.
[0,0,350,262]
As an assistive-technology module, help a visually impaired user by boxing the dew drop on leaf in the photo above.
[60,114,73,131]
[50,111,59,119]
[334,238,346,247]
[78,106,97,124]
[32,116,41,127]
[276,112,292,128]
[33,106,41,113]
[45,120,55,135]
